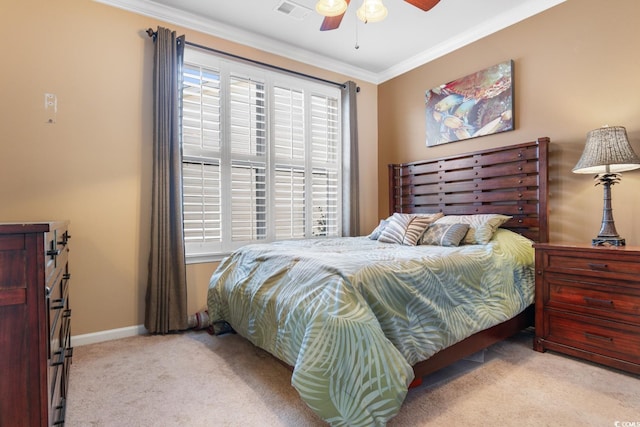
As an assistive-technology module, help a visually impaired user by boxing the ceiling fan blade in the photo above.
[320,14,345,31]
[319,0,351,31]
[404,0,440,12]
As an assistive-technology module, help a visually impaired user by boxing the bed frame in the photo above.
[388,137,549,382]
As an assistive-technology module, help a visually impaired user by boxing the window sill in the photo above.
[185,253,229,264]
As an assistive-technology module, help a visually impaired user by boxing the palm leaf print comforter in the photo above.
[207,229,535,426]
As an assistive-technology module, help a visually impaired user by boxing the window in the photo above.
[181,48,342,262]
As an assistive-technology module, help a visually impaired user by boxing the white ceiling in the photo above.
[98,0,565,83]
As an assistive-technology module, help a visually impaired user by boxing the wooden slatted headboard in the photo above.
[388,138,549,243]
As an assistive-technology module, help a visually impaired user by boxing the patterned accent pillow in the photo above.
[419,223,470,247]
[433,214,512,244]
[368,219,390,240]
[378,212,443,245]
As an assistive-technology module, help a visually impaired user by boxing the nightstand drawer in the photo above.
[543,252,640,281]
[546,311,640,365]
[545,275,640,320]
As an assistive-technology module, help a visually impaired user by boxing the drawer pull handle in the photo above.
[584,332,613,343]
[587,263,608,271]
[53,397,66,425]
[51,348,65,366]
[47,249,61,257]
[583,297,614,307]
[50,298,65,311]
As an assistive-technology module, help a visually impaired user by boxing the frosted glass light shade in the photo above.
[357,0,388,23]
[316,0,348,17]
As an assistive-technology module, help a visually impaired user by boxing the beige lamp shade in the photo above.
[573,126,640,174]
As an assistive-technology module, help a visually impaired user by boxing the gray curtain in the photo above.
[341,81,360,236]
[145,27,188,334]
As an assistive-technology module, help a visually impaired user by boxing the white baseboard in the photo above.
[71,324,147,347]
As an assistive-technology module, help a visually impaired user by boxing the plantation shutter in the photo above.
[181,63,222,256]
[273,86,306,239]
[181,48,342,261]
[229,75,267,243]
[311,94,340,236]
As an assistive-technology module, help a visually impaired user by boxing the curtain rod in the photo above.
[146,28,346,89]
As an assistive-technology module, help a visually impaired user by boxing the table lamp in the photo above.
[572,126,640,246]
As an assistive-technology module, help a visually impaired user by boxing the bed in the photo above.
[206,138,549,426]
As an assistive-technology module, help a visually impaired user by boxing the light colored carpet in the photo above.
[66,328,639,426]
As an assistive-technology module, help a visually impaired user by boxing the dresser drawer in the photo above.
[542,250,640,282]
[48,311,68,389]
[545,274,640,321]
[51,397,67,427]
[545,310,640,365]
[49,352,64,417]
[49,309,70,426]
[47,269,69,359]
[62,346,73,398]
[44,226,70,286]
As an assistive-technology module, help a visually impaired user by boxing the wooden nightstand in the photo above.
[533,243,640,374]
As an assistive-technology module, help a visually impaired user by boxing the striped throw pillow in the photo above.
[378,212,443,245]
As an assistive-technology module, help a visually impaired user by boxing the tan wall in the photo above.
[378,0,640,246]
[4,0,638,337]
[0,0,378,335]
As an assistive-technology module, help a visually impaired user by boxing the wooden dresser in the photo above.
[533,242,640,374]
[0,222,72,426]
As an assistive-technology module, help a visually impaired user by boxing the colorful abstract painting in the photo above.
[425,60,514,147]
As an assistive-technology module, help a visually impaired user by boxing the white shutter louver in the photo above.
[311,94,340,236]
[231,162,267,241]
[230,75,266,157]
[274,167,305,238]
[183,162,221,243]
[182,65,221,153]
[273,86,306,239]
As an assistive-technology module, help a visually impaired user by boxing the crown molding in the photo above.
[95,0,565,85]
[377,0,566,82]
[94,0,380,83]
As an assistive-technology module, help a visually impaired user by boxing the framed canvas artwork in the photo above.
[425,60,514,147]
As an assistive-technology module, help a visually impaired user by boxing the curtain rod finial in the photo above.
[146,28,156,39]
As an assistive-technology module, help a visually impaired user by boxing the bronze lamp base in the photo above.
[592,174,625,247]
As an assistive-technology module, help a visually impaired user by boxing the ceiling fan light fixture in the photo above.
[356,0,388,23]
[315,0,348,17]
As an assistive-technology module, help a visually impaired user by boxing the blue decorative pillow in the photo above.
[368,219,390,240]
[419,223,470,247]
[433,214,511,244]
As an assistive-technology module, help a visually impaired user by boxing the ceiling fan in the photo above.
[317,0,441,31]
